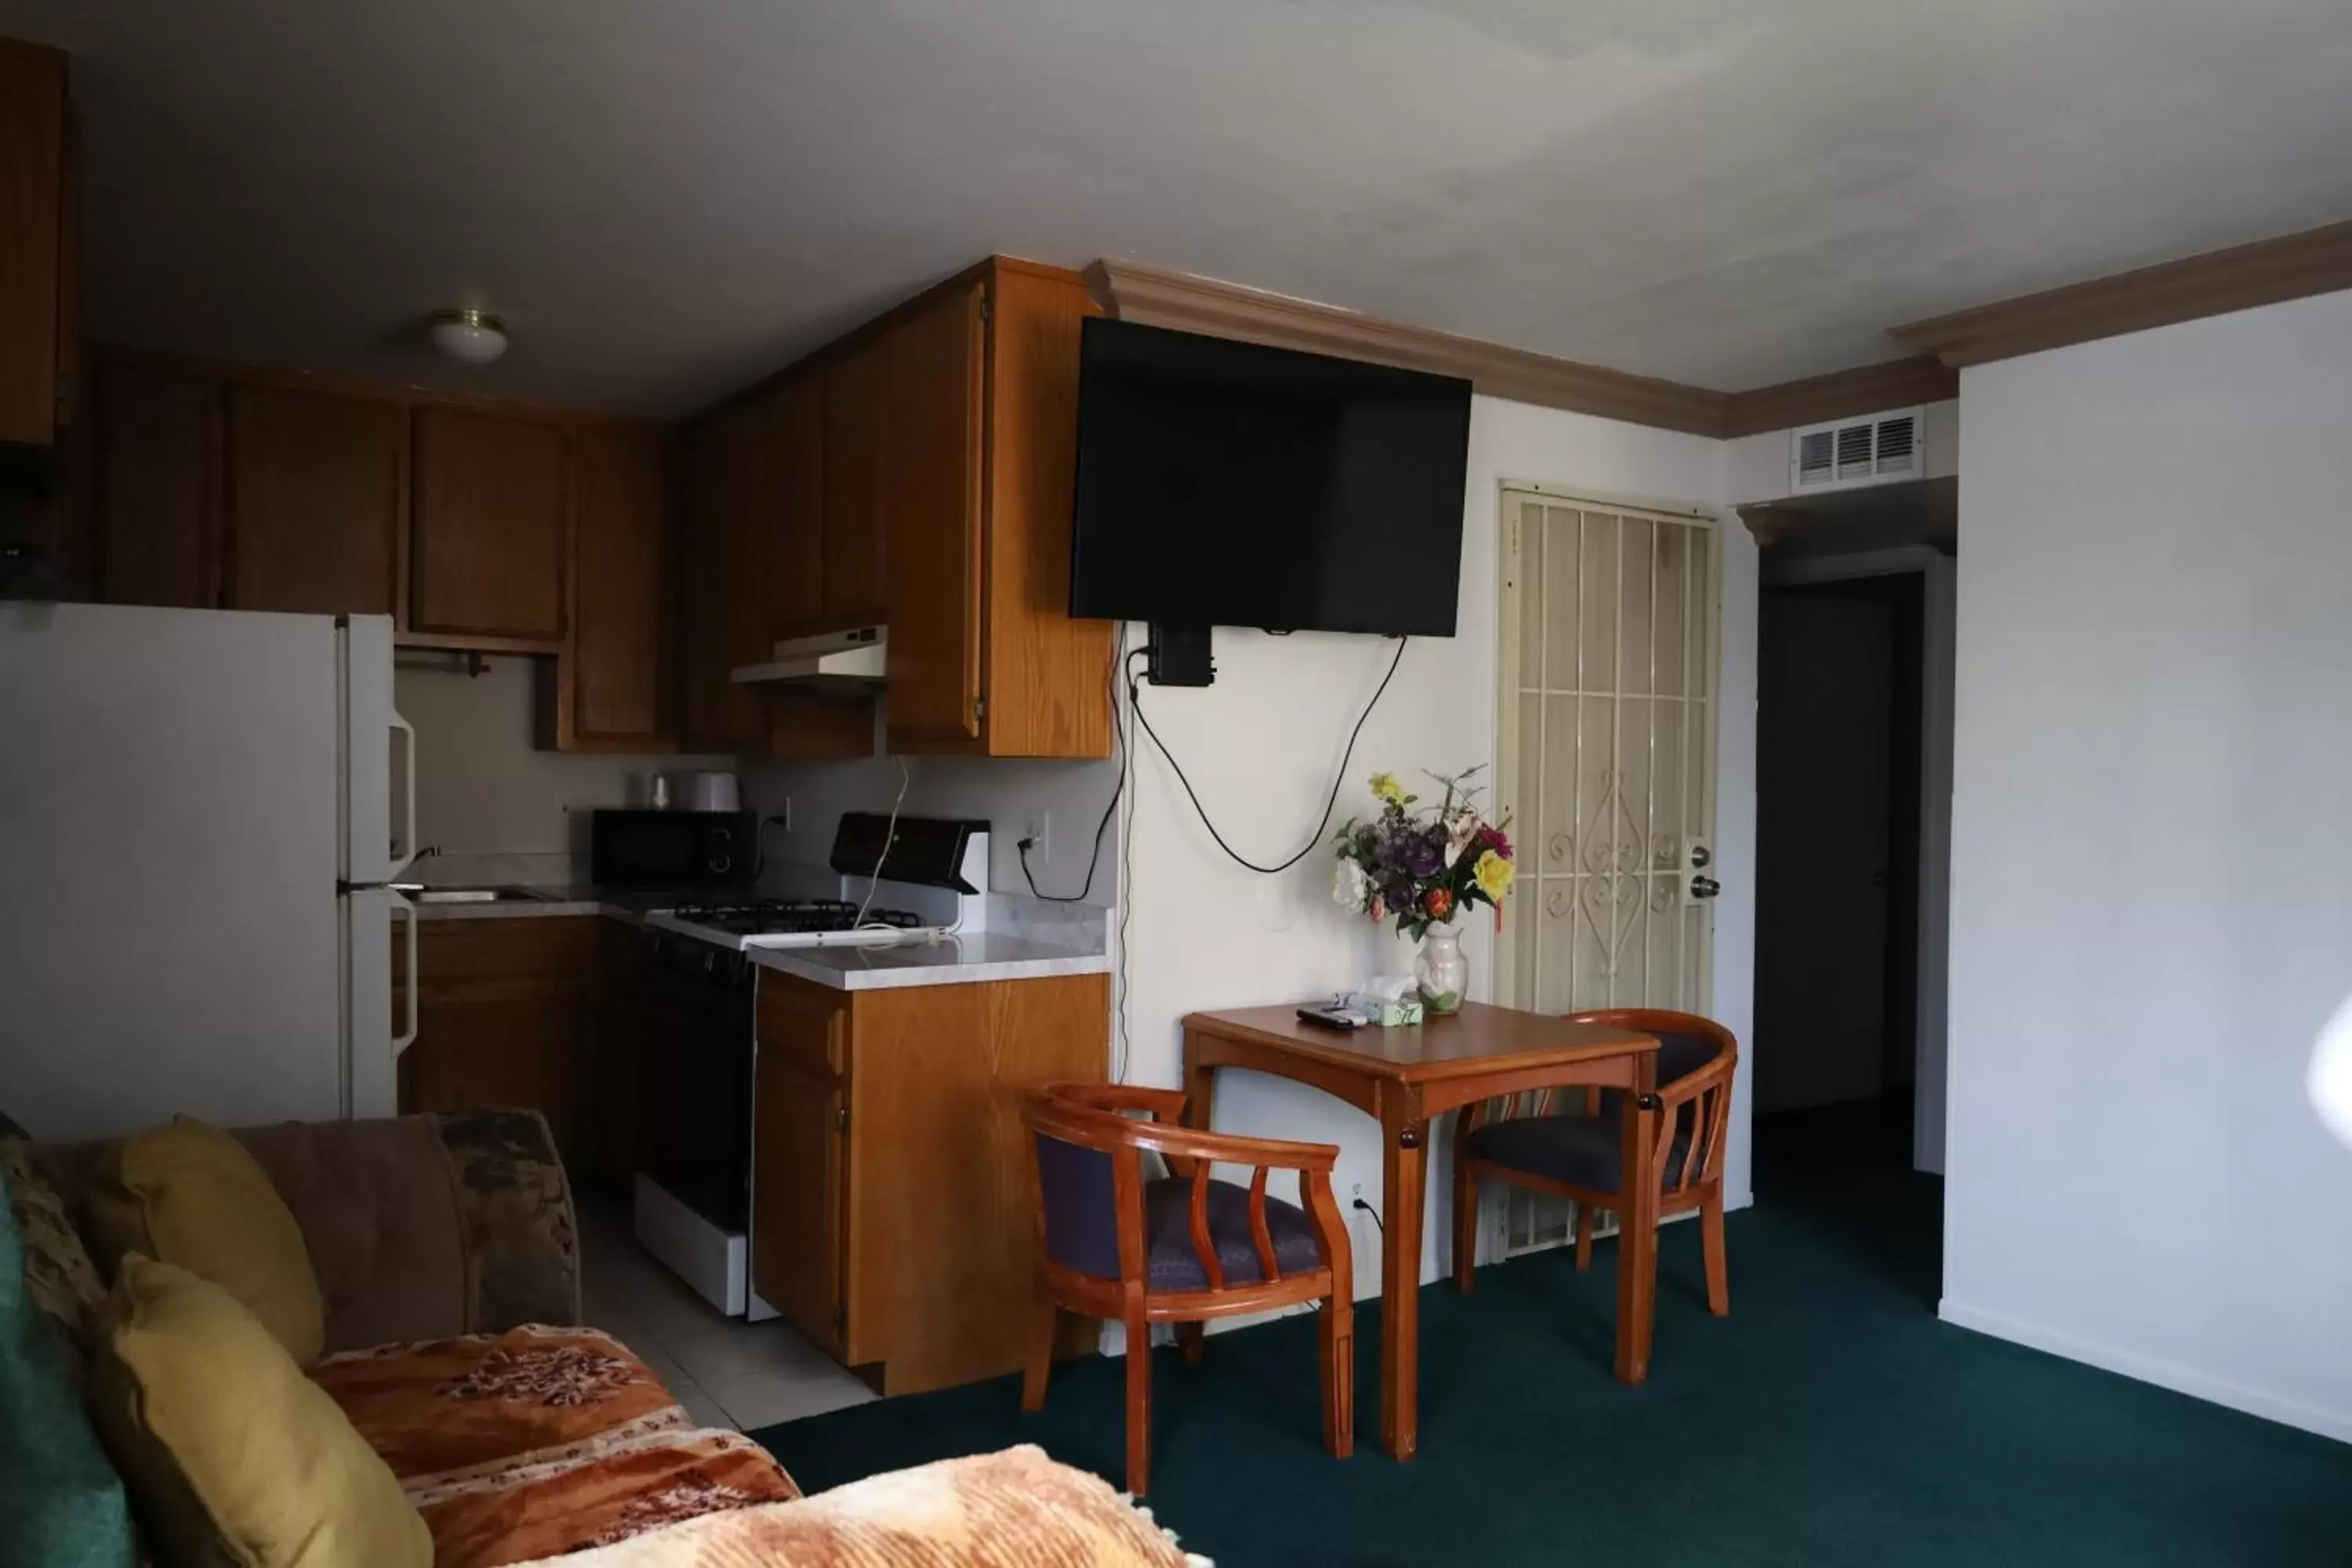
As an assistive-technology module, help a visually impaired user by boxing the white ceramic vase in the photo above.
[1415,922,1467,1014]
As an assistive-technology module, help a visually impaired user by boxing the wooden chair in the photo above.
[1450,1009,1737,1319]
[1020,1082,1354,1497]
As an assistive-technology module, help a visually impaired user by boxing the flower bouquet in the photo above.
[1330,767,1515,1013]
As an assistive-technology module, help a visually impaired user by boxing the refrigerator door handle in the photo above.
[388,709,418,878]
[390,890,420,1056]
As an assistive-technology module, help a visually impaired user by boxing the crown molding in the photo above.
[1893,219,2352,369]
[1094,220,2352,442]
[1721,355,1958,438]
[1086,259,1731,437]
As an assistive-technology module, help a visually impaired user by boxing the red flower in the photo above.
[1422,887,1454,921]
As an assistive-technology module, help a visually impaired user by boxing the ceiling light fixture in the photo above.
[427,307,508,365]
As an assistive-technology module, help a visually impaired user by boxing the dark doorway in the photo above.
[1754,571,1926,1166]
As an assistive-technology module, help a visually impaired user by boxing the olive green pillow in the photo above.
[86,1255,429,1568]
[84,1117,325,1366]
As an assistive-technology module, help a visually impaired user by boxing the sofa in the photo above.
[2,1105,1204,1568]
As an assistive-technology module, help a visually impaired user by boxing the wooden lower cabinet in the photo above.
[751,969,1108,1395]
[397,917,594,1166]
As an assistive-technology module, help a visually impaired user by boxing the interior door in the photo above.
[1754,586,1895,1113]
[1494,489,1719,1254]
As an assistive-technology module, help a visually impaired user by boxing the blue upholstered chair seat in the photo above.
[1463,1112,1693,1194]
[1142,1176,1325,1291]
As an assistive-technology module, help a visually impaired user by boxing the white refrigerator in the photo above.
[0,602,418,1142]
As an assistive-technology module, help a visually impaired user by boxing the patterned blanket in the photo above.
[514,1444,1212,1568]
[314,1323,799,1568]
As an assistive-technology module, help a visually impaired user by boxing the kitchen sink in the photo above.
[401,886,554,905]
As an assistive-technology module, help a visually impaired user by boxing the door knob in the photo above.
[1691,876,1721,900]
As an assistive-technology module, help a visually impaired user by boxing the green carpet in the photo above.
[753,1129,2352,1566]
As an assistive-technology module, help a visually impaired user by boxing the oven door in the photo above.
[633,948,755,1233]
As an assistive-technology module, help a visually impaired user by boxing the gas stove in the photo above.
[641,813,988,955]
[659,897,928,945]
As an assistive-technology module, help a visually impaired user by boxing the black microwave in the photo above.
[590,810,758,888]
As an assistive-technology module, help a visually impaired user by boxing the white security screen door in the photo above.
[1490,487,1721,1254]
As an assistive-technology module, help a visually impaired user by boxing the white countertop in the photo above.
[745,930,1109,992]
[412,887,1108,991]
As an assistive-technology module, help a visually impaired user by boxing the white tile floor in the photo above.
[576,1196,877,1432]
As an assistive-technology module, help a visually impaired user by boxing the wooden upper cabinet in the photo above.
[677,403,769,752]
[971,261,1112,759]
[674,256,1109,760]
[821,339,888,623]
[224,383,402,616]
[766,374,826,633]
[410,408,569,643]
[93,359,215,608]
[556,426,670,749]
[0,40,66,447]
[883,281,987,747]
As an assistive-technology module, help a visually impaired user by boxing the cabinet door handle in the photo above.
[835,1106,848,1131]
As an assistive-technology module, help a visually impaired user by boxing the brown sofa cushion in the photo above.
[509,1445,1203,1568]
[234,1117,468,1355]
[42,1109,579,1354]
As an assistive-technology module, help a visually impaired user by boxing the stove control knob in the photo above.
[707,854,731,875]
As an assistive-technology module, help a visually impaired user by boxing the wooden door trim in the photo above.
[1893,217,2352,369]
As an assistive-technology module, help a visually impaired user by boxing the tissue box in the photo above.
[1344,990,1425,1027]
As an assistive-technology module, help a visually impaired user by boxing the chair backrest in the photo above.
[1022,1087,1149,1284]
[1022,1083,1343,1296]
[1565,1008,1737,1194]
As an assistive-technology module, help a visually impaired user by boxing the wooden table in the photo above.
[1181,1003,1661,1462]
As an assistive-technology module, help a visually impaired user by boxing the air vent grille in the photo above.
[1796,430,1834,485]
[1789,407,1925,492]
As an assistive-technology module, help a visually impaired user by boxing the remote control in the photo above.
[1297,1004,1368,1030]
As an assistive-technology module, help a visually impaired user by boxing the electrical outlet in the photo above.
[1021,811,1050,862]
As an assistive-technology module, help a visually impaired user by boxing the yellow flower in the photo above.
[1473,850,1515,902]
[1369,771,1405,806]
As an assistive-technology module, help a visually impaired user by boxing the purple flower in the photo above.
[1403,829,1444,877]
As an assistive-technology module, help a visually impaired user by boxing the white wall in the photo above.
[394,655,728,859]
[1116,394,1752,1299]
[1944,289,2352,1443]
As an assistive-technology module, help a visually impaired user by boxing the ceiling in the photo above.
[10,0,2352,418]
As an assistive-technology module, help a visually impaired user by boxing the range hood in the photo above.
[732,626,886,691]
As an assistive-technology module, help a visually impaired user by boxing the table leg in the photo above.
[1181,1031,1216,1130]
[1615,1086,1660,1385]
[1379,1116,1427,1461]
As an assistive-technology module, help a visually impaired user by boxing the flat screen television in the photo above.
[1069,319,1472,637]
